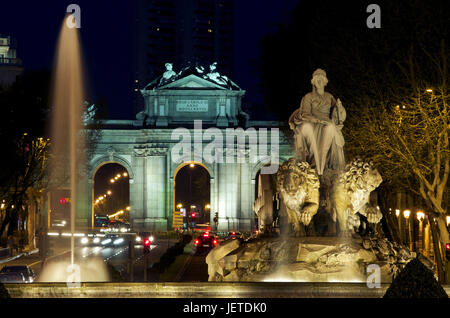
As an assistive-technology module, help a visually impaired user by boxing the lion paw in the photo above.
[299,211,313,226]
[366,207,383,224]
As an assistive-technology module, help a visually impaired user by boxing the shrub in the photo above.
[0,283,10,299]
[155,235,192,274]
[384,258,448,298]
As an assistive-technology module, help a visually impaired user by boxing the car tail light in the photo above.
[195,239,199,246]
[203,232,209,237]
[213,239,218,246]
[445,243,450,251]
[144,239,151,246]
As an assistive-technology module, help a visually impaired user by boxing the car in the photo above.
[225,231,242,241]
[0,272,26,284]
[94,215,109,227]
[100,234,126,247]
[79,233,104,246]
[194,232,218,254]
[51,218,68,228]
[105,220,131,233]
[135,232,154,245]
[0,265,36,283]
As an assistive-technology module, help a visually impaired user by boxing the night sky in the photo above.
[0,0,299,120]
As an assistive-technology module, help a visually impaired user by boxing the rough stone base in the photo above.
[206,236,421,283]
[5,282,450,298]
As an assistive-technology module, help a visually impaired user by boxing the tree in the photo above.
[0,135,50,238]
[350,43,449,281]
[0,70,51,242]
[0,69,102,244]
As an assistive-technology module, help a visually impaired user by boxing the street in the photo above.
[0,236,177,283]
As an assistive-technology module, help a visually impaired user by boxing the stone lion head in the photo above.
[277,159,319,211]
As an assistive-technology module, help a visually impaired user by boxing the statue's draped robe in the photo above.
[289,91,346,175]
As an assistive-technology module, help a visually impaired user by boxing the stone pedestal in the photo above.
[206,236,421,283]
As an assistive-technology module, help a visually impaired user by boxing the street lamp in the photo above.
[403,210,411,219]
[403,210,413,251]
[395,209,400,217]
[417,211,425,254]
[417,211,425,222]
[446,216,450,227]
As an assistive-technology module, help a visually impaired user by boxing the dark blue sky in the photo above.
[0,0,299,119]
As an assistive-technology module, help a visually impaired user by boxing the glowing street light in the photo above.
[446,216,450,227]
[426,88,433,93]
[177,203,183,209]
[107,190,112,196]
[205,204,211,210]
[403,210,411,219]
[123,172,128,177]
[416,211,425,222]
[110,179,115,184]
[190,162,195,168]
[395,209,400,217]
[403,210,412,251]
[416,211,426,254]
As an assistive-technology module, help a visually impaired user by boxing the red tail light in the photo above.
[203,232,209,237]
[195,239,199,246]
[144,239,151,246]
[213,240,218,245]
[445,243,450,251]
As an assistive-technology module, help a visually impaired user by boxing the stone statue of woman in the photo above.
[289,69,346,175]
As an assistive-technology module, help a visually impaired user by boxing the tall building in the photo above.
[133,0,235,111]
[0,35,23,87]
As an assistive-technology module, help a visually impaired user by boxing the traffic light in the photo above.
[59,197,70,205]
[191,213,196,219]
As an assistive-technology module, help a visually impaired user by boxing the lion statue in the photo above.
[330,158,383,237]
[277,158,320,236]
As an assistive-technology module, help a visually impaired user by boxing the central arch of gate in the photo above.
[78,64,294,232]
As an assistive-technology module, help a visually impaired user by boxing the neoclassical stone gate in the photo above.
[76,64,294,232]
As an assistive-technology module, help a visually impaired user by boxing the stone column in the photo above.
[145,151,168,231]
[217,163,241,232]
[130,149,146,230]
[239,162,253,232]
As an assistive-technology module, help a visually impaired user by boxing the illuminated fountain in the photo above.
[206,69,421,283]
[39,15,108,283]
